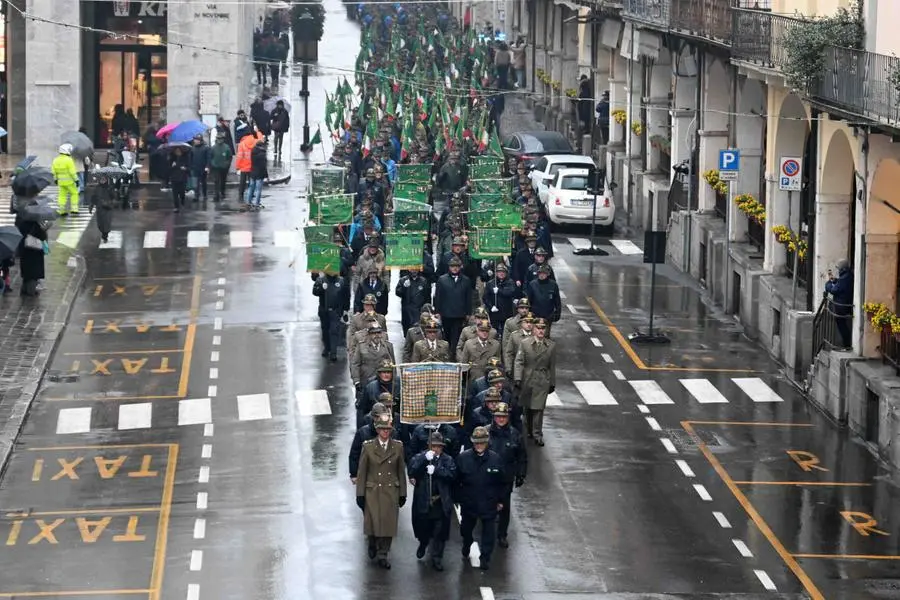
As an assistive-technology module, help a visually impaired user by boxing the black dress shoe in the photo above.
[367,541,376,559]
[378,558,391,569]
[498,536,509,548]
[432,558,443,571]
[479,558,490,571]
[416,542,427,559]
[321,350,328,357]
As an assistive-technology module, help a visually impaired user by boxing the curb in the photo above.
[0,254,87,478]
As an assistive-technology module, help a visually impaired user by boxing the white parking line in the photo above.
[660,438,678,454]
[610,239,643,255]
[213,317,223,330]
[693,484,713,501]
[645,417,662,431]
[754,570,777,591]
[675,459,695,477]
[196,492,208,510]
[713,512,732,528]
[187,584,200,600]
[732,539,754,558]
[201,444,213,459]
[577,320,591,332]
[636,404,650,414]
[207,385,217,397]
[209,368,218,379]
[203,424,214,437]
[612,370,626,380]
[193,518,206,539]
[590,337,602,347]
[567,304,577,314]
[601,353,614,363]
[198,466,210,484]
[480,587,496,600]
[190,549,203,571]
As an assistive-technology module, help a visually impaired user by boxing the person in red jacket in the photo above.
[235,129,261,202]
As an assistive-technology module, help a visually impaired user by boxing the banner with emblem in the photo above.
[390,198,431,231]
[466,204,522,229]
[383,231,425,269]
[397,362,465,425]
[396,163,432,185]
[470,228,513,258]
[303,225,336,245]
[393,182,430,204]
[315,194,354,225]
[305,243,343,274]
[470,161,502,179]
[470,178,513,195]
[310,166,346,195]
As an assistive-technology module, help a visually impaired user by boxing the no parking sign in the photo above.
[779,157,802,191]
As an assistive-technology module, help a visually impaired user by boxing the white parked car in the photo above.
[543,168,615,230]
[528,154,597,204]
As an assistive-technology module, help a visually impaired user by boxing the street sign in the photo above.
[718,149,740,181]
[779,156,802,191]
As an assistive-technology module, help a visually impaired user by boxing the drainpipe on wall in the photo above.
[806,107,820,312]
[724,64,738,313]
[694,49,703,212]
[856,128,869,352]
[530,0,536,94]
[626,38,635,224]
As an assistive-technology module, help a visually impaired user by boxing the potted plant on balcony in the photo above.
[890,315,900,342]
[782,2,863,90]
[864,301,887,320]
[870,304,893,333]
[702,169,728,195]
[734,193,766,224]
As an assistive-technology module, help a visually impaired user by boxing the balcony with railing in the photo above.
[812,46,900,130]
[671,0,732,44]
[731,8,807,71]
[622,0,671,30]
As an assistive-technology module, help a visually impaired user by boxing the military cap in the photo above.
[367,236,381,248]
[470,426,490,444]
[525,233,538,242]
[374,413,393,430]
[423,319,440,332]
[371,402,389,417]
[485,388,501,401]
[376,359,394,372]
[365,168,375,176]
[428,431,446,446]
[377,392,393,403]
[488,369,505,384]
[476,322,491,332]
[533,317,548,327]
[448,256,463,267]
[363,293,378,305]
[538,264,551,274]
[493,402,510,416]
[452,236,465,246]
[535,247,548,256]
[487,357,502,368]
[474,306,489,318]
[517,298,531,308]
[521,312,535,323]
[367,266,379,276]
[419,313,433,325]
[422,303,435,313]
[367,323,384,334]
[495,262,509,273]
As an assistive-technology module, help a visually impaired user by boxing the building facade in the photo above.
[501,0,900,466]
[6,0,261,162]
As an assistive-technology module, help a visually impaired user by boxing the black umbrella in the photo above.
[60,131,94,160]
[93,165,128,176]
[11,166,54,198]
[0,226,22,261]
[17,197,59,223]
[156,142,192,154]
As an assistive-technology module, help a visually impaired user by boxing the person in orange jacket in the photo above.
[235,128,262,201]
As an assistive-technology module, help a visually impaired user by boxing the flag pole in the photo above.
[318,124,326,162]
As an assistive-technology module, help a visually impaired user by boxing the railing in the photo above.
[622,0,671,29]
[671,0,732,44]
[731,8,806,70]
[714,190,727,219]
[813,46,900,129]
[812,295,853,356]
[879,326,900,374]
[747,218,764,251]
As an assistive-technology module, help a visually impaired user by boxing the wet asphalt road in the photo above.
[2,6,900,600]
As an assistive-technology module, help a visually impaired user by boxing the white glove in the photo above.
[426,464,436,475]
[403,279,410,288]
[487,270,494,277]
[492,286,499,294]
[425,450,435,461]
[322,282,328,289]
[491,305,499,313]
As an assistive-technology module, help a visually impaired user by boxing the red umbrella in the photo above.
[156,122,180,139]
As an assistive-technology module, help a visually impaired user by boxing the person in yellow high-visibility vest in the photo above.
[52,143,79,215]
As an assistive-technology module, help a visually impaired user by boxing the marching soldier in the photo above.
[503,312,534,372]
[525,265,561,338]
[355,265,390,315]
[514,318,557,446]
[482,262,517,338]
[456,426,506,571]
[459,322,502,383]
[512,233,538,287]
[503,297,530,340]
[347,294,387,353]
[469,387,501,434]
[403,309,442,362]
[312,270,351,362]
[469,358,504,398]
[351,325,395,407]
[408,431,458,571]
[349,402,392,484]
[488,402,527,549]
[395,268,432,333]
[356,413,407,569]
[524,247,555,285]
[407,421,460,459]
[456,308,498,355]
[411,319,451,363]
[359,366,400,427]
[355,235,388,292]
[434,256,472,359]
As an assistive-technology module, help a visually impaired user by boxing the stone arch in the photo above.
[867,158,900,236]
[815,128,856,295]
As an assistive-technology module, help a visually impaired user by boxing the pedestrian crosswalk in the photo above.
[551,376,787,408]
[557,237,644,256]
[90,229,306,250]
[53,390,333,435]
[0,206,94,250]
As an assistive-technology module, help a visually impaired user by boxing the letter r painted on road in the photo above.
[787,450,829,472]
[841,511,889,537]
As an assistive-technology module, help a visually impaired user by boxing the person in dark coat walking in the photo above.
[482,262,517,338]
[312,270,351,362]
[455,426,505,570]
[488,403,527,548]
[395,269,432,333]
[168,146,190,212]
[250,99,271,137]
[209,133,233,202]
[355,266,389,315]
[189,134,211,202]
[526,265,562,337]
[233,109,252,145]
[578,74,593,135]
[359,366,399,429]
[270,99,290,158]
[434,257,473,360]
[408,432,458,571]
[595,90,610,145]
[89,174,116,243]
[512,233,538,287]
[407,423,460,460]
[15,214,46,297]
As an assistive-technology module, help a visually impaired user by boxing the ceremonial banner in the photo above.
[470,228,513,258]
[471,162,501,179]
[471,156,503,166]
[398,362,464,424]
[392,197,431,231]
[466,204,522,229]
[316,194,354,225]
[471,178,513,195]
[396,163,432,184]
[303,225,336,245]
[384,232,425,269]
[468,193,506,211]
[306,243,343,274]
[310,166,345,195]
[394,182,430,204]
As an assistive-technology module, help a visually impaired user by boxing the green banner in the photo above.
[316,194,354,225]
[310,167,345,195]
[469,193,506,211]
[306,243,343,274]
[384,232,425,269]
[470,228,513,258]
[304,225,336,245]
[466,204,522,229]
[471,156,503,166]
[392,198,431,231]
[471,178,513,195]
[471,163,501,179]
[396,163,432,184]
[394,182,430,204]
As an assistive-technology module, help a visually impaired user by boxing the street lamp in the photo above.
[296,10,315,152]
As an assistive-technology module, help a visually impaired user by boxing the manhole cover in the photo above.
[663,428,719,450]
[865,579,900,595]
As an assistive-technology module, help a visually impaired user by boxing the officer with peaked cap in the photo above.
[349,402,393,483]
[357,413,407,569]
[403,309,443,363]
[411,319,451,363]
[346,293,387,353]
[408,430,458,571]
[351,327,395,409]
[469,357,504,399]
[525,247,555,285]
[459,322,502,383]
[503,297,530,341]
[456,313,498,356]
[503,311,534,374]
[514,318,557,446]
[455,426,505,571]
[488,402,527,548]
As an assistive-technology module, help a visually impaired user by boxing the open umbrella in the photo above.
[16,197,58,223]
[0,127,7,139]
[0,226,22,261]
[263,96,291,112]
[156,141,192,154]
[169,120,211,143]
[11,166,54,198]
[156,122,180,139]
[60,131,94,159]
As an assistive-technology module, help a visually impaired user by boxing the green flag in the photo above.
[384,232,425,269]
[310,127,322,146]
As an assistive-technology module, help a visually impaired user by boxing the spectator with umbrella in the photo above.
[0,226,21,295]
[14,202,49,297]
[61,130,94,194]
[88,172,116,243]
[169,120,210,144]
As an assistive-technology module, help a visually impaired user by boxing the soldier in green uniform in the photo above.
[411,319,451,363]
[513,318,557,446]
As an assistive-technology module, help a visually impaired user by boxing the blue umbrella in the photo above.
[0,127,7,138]
[168,120,211,143]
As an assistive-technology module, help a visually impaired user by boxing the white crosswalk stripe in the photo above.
[609,239,644,255]
[229,230,253,248]
[680,378,729,404]
[85,228,317,249]
[144,230,167,248]
[567,237,592,251]
[295,390,332,416]
[187,230,209,248]
[732,377,784,403]
[629,380,675,405]
[56,407,92,434]
[99,230,123,249]
[574,380,618,405]
[237,393,272,421]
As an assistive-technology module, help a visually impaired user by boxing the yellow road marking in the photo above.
[27,444,173,451]
[734,481,872,487]
[44,395,182,402]
[682,421,824,600]
[149,444,177,600]
[6,507,161,517]
[0,590,151,597]
[793,553,900,560]
[64,349,184,356]
[176,275,201,398]
[586,297,758,373]
[684,420,815,427]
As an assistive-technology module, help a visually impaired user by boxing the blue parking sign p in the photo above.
[719,149,740,172]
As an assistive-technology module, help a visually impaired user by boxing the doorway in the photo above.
[96,47,167,146]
